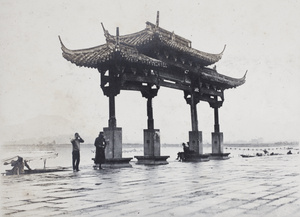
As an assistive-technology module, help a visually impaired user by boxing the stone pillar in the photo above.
[188,94,203,154]
[136,128,169,165]
[190,94,198,132]
[210,103,229,160]
[135,90,169,165]
[108,95,117,128]
[97,67,132,168]
[183,91,209,162]
[214,107,220,133]
[212,106,223,155]
[147,97,154,130]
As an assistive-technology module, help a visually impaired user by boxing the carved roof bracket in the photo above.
[141,84,159,99]
[184,90,201,105]
[209,100,223,109]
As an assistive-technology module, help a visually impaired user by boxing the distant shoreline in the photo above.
[2,141,299,148]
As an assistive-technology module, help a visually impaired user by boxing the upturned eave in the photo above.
[200,69,247,89]
[59,36,167,69]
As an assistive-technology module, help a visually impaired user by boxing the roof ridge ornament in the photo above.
[58,35,64,47]
[101,22,110,39]
[115,27,120,51]
[58,36,68,52]
[156,11,159,27]
[220,44,226,56]
[243,70,248,79]
[171,31,175,41]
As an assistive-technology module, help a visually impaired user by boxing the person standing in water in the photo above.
[71,132,84,172]
[94,132,107,169]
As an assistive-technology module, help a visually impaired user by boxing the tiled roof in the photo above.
[59,20,245,89]
[59,36,166,68]
[104,22,224,66]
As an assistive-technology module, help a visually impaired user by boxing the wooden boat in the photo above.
[2,152,69,176]
[3,167,69,176]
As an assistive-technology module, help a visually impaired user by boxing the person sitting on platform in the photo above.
[94,132,107,169]
[176,142,195,161]
[183,142,189,153]
[184,142,195,154]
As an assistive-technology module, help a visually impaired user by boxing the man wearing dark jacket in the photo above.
[94,132,107,169]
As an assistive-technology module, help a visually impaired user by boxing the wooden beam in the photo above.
[122,74,159,84]
[159,80,190,91]
[200,87,223,98]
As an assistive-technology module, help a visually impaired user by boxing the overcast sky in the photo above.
[0,0,299,144]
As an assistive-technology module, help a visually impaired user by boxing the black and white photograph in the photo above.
[1,0,299,216]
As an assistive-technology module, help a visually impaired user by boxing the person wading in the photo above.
[71,132,84,172]
[94,132,107,169]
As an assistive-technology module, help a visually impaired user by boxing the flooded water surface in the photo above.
[1,143,299,217]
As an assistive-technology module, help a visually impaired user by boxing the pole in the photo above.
[214,107,220,133]
[109,95,116,128]
[190,94,198,131]
[147,97,154,130]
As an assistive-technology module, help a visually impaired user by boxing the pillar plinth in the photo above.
[210,132,230,160]
[212,132,223,154]
[102,127,132,168]
[104,127,122,158]
[134,129,169,165]
[186,131,209,161]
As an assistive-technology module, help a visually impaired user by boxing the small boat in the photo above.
[2,152,69,176]
[3,167,69,176]
[240,154,255,158]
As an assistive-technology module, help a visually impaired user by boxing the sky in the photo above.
[0,0,299,145]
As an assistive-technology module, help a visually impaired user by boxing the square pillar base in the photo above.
[92,128,132,168]
[103,127,122,159]
[209,132,230,160]
[189,131,203,154]
[212,132,224,154]
[143,129,161,156]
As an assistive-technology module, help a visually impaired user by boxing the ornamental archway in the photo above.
[60,12,246,166]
